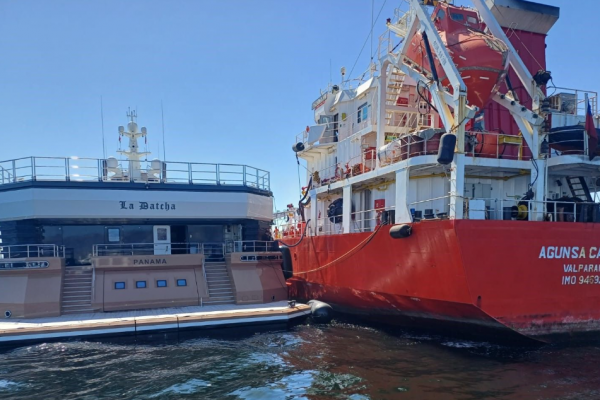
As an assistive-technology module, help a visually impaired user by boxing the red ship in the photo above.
[281,0,600,342]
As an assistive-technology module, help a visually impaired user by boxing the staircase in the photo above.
[61,265,94,315]
[203,261,236,305]
[566,176,593,202]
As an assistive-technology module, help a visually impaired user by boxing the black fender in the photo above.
[280,245,294,280]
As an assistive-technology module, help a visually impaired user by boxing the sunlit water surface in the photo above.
[1,321,599,399]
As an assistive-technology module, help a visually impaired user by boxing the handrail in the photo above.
[0,156,270,191]
[233,241,278,252]
[0,244,65,259]
[92,242,201,257]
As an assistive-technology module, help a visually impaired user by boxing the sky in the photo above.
[0,0,598,211]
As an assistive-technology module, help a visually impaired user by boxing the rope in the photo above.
[293,222,385,276]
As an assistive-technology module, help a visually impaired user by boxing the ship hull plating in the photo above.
[285,220,600,341]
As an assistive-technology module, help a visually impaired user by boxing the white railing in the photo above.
[351,206,396,233]
[408,195,600,223]
[0,244,65,259]
[548,87,598,116]
[92,242,201,257]
[233,241,279,252]
[0,157,270,191]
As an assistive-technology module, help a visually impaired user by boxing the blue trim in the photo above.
[0,180,272,197]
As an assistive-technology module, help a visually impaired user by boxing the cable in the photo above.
[281,219,311,248]
[417,80,438,113]
[296,154,302,200]
[347,0,388,84]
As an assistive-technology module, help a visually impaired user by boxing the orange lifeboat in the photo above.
[404,3,509,110]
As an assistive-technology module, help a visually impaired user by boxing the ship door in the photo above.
[153,225,171,255]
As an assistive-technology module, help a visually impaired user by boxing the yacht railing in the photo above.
[233,241,279,252]
[92,242,201,257]
[0,157,270,191]
[0,244,65,259]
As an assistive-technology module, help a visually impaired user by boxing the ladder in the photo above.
[386,67,406,107]
[566,176,593,202]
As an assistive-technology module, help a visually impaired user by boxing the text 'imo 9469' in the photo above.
[539,246,600,259]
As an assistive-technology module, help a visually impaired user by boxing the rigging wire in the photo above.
[347,0,388,85]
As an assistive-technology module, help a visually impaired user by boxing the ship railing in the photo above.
[547,87,598,116]
[92,242,201,257]
[274,222,306,239]
[312,148,378,188]
[201,242,226,261]
[232,241,279,253]
[294,105,378,148]
[314,216,342,236]
[547,130,595,157]
[0,157,270,191]
[0,244,65,259]
[350,206,397,233]
[409,195,600,223]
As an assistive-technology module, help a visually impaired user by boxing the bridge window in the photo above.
[115,282,125,290]
[357,103,369,123]
[136,281,147,289]
[450,12,464,21]
[157,280,167,288]
[177,279,187,287]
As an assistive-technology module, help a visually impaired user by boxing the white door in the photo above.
[153,226,171,255]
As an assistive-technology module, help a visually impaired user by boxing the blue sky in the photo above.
[0,0,598,210]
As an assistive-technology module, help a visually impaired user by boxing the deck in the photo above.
[0,301,310,345]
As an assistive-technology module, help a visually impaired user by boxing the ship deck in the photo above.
[0,301,310,346]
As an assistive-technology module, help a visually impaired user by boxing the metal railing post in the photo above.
[12,160,16,183]
[31,157,36,181]
[574,202,577,223]
[243,165,247,186]
[216,164,220,185]
[65,158,70,181]
[188,162,193,184]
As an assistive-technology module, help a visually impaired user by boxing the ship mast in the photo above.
[117,109,150,180]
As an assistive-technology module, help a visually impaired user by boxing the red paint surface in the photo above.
[405,3,509,110]
[284,220,600,339]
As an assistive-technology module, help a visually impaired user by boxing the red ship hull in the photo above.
[285,220,600,342]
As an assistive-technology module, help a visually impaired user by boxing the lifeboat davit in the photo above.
[404,2,509,110]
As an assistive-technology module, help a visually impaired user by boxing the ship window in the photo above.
[177,279,187,287]
[435,9,445,20]
[157,280,167,288]
[357,103,369,123]
[115,282,126,290]
[136,281,147,289]
[107,227,121,243]
[450,13,464,21]
[467,16,477,24]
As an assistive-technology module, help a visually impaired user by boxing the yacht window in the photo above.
[115,282,126,290]
[107,228,120,243]
[357,103,369,123]
[157,280,167,288]
[450,13,464,21]
[177,279,187,287]
[136,281,147,289]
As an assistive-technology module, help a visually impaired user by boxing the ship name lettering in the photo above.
[133,259,167,265]
[539,246,589,259]
[119,201,176,211]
